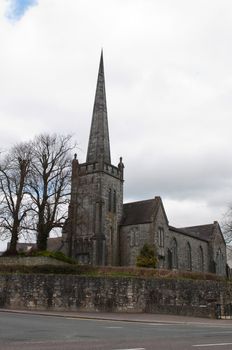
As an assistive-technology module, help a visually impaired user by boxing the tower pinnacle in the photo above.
[86,51,111,164]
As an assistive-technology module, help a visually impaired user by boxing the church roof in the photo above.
[86,51,111,164]
[176,224,215,242]
[169,225,210,242]
[121,198,160,226]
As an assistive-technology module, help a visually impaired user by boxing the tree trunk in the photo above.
[7,225,18,255]
[37,228,49,251]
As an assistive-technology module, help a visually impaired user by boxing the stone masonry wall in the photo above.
[120,223,151,266]
[168,229,209,272]
[0,274,231,318]
[120,204,210,273]
[75,168,123,266]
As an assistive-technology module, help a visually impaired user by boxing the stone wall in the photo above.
[0,274,231,318]
[120,204,210,273]
[168,229,209,272]
[120,223,151,266]
[69,166,123,266]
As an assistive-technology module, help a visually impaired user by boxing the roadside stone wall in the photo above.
[0,274,231,318]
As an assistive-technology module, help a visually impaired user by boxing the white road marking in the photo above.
[148,323,179,326]
[192,343,232,347]
[113,348,145,350]
[105,326,123,329]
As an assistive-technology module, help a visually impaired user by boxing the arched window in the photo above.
[186,242,192,271]
[171,238,178,269]
[158,227,164,247]
[128,228,139,247]
[109,226,113,246]
[216,248,224,275]
[113,190,116,213]
[108,188,112,211]
[198,246,204,272]
[167,249,172,269]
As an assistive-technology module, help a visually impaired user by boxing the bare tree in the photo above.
[0,144,31,254]
[26,134,74,251]
[222,207,232,244]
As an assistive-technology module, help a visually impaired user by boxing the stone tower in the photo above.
[63,52,124,265]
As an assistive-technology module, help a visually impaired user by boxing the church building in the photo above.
[62,53,227,276]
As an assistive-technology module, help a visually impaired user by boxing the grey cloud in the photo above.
[1,0,232,232]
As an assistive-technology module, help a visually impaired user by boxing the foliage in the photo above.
[136,244,157,268]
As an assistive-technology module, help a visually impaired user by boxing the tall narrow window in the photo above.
[109,226,113,246]
[113,190,116,213]
[216,248,223,275]
[171,238,178,269]
[167,249,172,269]
[186,242,192,271]
[129,228,139,247]
[158,227,164,247]
[198,246,204,272]
[129,229,135,247]
[108,188,112,212]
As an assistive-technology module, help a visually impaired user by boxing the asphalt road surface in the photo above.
[1,311,232,350]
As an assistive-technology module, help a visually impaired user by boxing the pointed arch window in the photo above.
[198,246,204,272]
[216,248,224,275]
[171,238,178,269]
[109,226,113,246]
[158,227,164,247]
[108,188,112,212]
[186,242,192,271]
[113,190,116,213]
[129,228,139,247]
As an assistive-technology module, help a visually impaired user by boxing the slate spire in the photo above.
[86,51,111,164]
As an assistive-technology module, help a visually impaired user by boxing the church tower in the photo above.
[63,52,124,265]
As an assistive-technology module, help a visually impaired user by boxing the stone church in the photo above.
[62,52,227,275]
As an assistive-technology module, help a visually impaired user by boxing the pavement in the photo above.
[1,308,232,325]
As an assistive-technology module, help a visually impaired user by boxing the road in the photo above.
[1,311,232,349]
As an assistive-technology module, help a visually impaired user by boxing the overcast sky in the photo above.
[1,0,232,249]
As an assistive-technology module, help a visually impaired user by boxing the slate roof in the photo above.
[121,198,160,226]
[177,224,215,242]
[120,196,217,245]
[169,225,210,242]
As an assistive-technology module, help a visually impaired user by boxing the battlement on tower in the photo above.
[78,162,123,180]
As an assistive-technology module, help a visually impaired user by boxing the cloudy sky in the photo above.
[1,0,232,249]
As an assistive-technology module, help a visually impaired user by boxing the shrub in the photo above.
[136,244,157,268]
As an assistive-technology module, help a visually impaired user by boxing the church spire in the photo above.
[86,51,111,164]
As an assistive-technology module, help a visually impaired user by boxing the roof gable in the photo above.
[178,224,215,242]
[169,226,209,242]
[121,197,166,226]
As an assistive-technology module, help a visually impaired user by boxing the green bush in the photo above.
[136,244,157,268]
